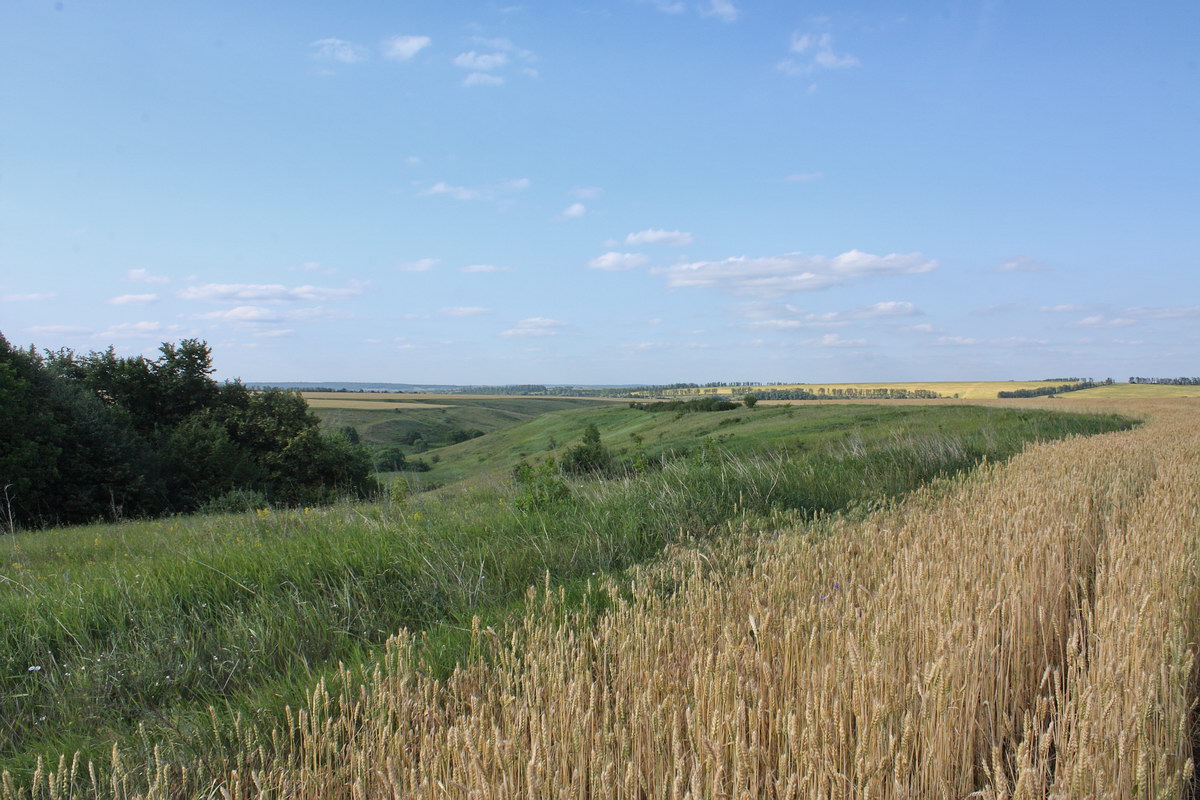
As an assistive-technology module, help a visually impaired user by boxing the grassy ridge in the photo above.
[0,405,1132,778]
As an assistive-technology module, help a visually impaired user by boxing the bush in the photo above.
[561,424,612,475]
[197,488,269,515]
[512,458,571,511]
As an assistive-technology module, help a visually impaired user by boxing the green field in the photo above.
[0,402,1133,784]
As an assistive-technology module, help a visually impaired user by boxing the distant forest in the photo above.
[1,335,375,528]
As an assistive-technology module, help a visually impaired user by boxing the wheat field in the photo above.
[7,398,1197,799]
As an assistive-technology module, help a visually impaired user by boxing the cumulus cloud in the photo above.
[1,292,55,302]
[26,325,89,334]
[741,300,919,330]
[461,264,511,273]
[625,229,694,246]
[809,333,867,347]
[108,294,158,305]
[96,321,181,339]
[700,0,738,22]
[310,38,368,64]
[463,71,505,87]
[422,178,529,200]
[396,258,439,272]
[178,282,363,303]
[383,35,431,61]
[588,252,649,271]
[195,306,278,322]
[500,317,566,337]
[454,51,509,71]
[560,202,587,219]
[991,255,1048,272]
[1076,315,1136,328]
[778,32,859,76]
[655,250,937,297]
[440,306,490,317]
[126,268,169,284]
[902,323,936,333]
[1124,305,1200,319]
[423,181,485,200]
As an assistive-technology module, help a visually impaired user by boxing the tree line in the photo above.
[0,335,376,528]
[1128,377,1200,385]
[996,379,1113,398]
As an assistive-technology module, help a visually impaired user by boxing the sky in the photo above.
[1,0,1197,385]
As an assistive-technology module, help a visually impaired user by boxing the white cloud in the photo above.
[310,38,368,64]
[96,321,180,339]
[383,35,431,61]
[588,252,649,271]
[741,300,918,330]
[178,282,363,303]
[560,202,587,219]
[785,172,824,182]
[108,294,158,305]
[1040,303,1086,312]
[655,250,937,297]
[902,323,936,333]
[991,254,1048,272]
[778,33,859,76]
[423,181,485,200]
[422,177,529,199]
[440,306,490,317]
[572,186,603,199]
[463,72,505,87]
[700,0,738,22]
[396,258,439,272]
[1,292,55,302]
[1124,306,1200,319]
[1076,315,1136,328]
[857,301,920,318]
[810,333,867,347]
[26,325,89,334]
[126,268,169,284]
[461,264,511,273]
[254,329,295,338]
[196,305,278,322]
[454,51,509,71]
[471,37,536,61]
[500,317,567,337]
[625,228,694,246]
[936,336,980,346]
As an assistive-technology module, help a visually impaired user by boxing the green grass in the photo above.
[313,396,613,451]
[0,404,1133,781]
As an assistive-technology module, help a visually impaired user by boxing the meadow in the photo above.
[0,402,1136,796]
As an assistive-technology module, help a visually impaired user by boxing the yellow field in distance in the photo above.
[654,381,1073,400]
[304,397,452,410]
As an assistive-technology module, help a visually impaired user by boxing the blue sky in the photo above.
[2,0,1197,384]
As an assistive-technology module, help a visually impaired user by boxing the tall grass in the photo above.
[0,405,1144,795]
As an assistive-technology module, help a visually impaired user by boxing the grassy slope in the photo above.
[415,403,973,485]
[0,404,1133,778]
[312,396,612,448]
